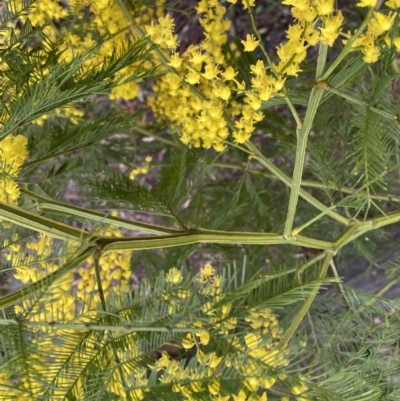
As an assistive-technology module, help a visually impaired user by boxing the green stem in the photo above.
[316,43,328,79]
[98,228,336,254]
[326,85,397,121]
[277,252,332,350]
[0,200,91,241]
[357,210,400,232]
[292,204,339,236]
[132,125,177,147]
[0,193,337,256]
[21,188,183,235]
[245,142,350,225]
[274,42,329,237]
[331,210,400,250]
[333,222,361,248]
[291,162,400,234]
[284,87,325,238]
[215,162,400,203]
[372,273,400,299]
[329,258,347,300]
[93,251,107,311]
[297,252,327,275]
[224,140,253,155]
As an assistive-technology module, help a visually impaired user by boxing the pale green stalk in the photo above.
[245,142,350,225]
[21,188,183,235]
[284,85,325,238]
[281,30,330,238]
[327,210,400,251]
[315,43,328,79]
[329,259,347,298]
[215,162,400,203]
[297,252,327,275]
[332,222,361,248]
[326,86,397,121]
[4,193,339,253]
[353,210,400,234]
[278,10,372,238]
[98,229,336,254]
[291,161,400,234]
[277,252,332,350]
[292,204,340,236]
[132,125,177,146]
[371,273,400,299]
[0,200,91,241]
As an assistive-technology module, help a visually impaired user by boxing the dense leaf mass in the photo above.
[0,0,400,400]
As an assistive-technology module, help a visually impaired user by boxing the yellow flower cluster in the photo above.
[0,135,28,174]
[150,0,399,149]
[81,0,160,100]
[147,1,233,151]
[145,14,178,50]
[12,234,76,323]
[245,78,273,108]
[5,0,400,158]
[277,0,344,76]
[199,264,237,335]
[196,0,231,65]
[387,0,400,8]
[263,0,400,72]
[9,225,133,398]
[163,266,192,314]
[130,155,153,180]
[8,253,302,400]
[12,227,131,320]
[152,264,292,401]
[0,135,29,205]
[351,9,395,63]
[148,0,283,150]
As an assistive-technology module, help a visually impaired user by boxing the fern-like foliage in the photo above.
[344,70,399,197]
[85,146,216,227]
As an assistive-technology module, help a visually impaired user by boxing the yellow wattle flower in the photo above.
[241,34,260,51]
